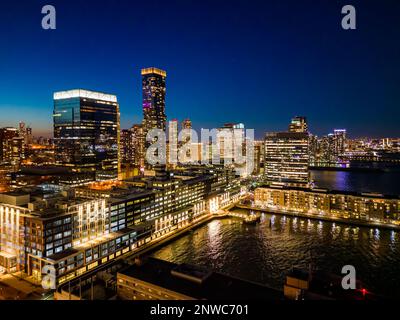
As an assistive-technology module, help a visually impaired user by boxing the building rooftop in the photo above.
[141,67,167,77]
[259,184,400,200]
[118,257,282,300]
[53,89,117,103]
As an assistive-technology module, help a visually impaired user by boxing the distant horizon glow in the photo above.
[1,0,399,139]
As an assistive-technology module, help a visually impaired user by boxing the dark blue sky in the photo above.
[0,0,399,138]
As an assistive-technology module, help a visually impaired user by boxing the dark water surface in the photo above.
[310,168,400,195]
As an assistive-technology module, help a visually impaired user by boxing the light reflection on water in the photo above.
[151,212,400,298]
[310,169,400,195]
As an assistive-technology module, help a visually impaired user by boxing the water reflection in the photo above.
[151,212,400,298]
[310,169,400,195]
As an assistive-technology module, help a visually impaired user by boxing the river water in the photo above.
[151,169,400,298]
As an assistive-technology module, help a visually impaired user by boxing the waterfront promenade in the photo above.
[235,204,400,231]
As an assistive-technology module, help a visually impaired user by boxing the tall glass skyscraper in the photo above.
[142,67,167,134]
[53,89,120,183]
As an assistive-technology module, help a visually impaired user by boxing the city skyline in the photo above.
[1,0,400,304]
[1,0,400,138]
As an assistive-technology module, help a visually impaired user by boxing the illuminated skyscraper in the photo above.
[264,132,309,186]
[289,116,308,133]
[53,89,120,182]
[142,67,167,135]
[0,127,24,170]
[333,129,347,156]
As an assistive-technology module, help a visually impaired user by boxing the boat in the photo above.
[243,215,261,225]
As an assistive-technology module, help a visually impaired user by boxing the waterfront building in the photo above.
[289,116,308,133]
[254,186,400,223]
[264,132,309,187]
[53,89,120,183]
[0,164,240,284]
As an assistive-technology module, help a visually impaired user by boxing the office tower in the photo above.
[142,67,167,135]
[168,120,178,166]
[53,89,120,183]
[289,116,308,133]
[264,132,309,187]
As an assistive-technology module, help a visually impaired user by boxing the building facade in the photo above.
[0,165,241,285]
[53,89,120,183]
[255,186,400,223]
[264,132,309,187]
[142,68,167,134]
[289,116,308,133]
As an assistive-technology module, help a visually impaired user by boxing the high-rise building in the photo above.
[264,132,309,186]
[26,127,33,145]
[253,140,264,175]
[142,67,167,135]
[0,128,18,162]
[289,116,308,133]
[53,89,120,183]
[131,124,145,168]
[333,129,347,157]
[168,120,178,166]
[121,129,134,164]
[0,127,24,169]
[217,123,245,164]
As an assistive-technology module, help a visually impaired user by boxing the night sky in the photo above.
[0,0,399,138]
